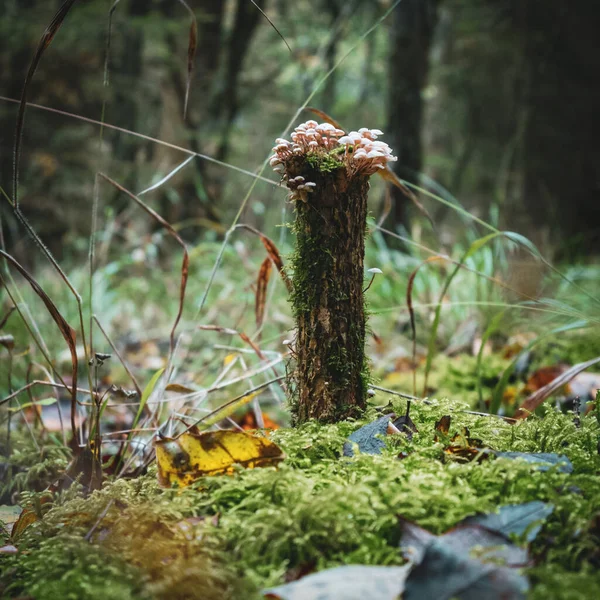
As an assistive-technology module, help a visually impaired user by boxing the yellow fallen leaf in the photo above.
[154,427,285,487]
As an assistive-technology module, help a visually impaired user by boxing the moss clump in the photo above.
[305,150,344,173]
[2,396,600,598]
[0,536,146,600]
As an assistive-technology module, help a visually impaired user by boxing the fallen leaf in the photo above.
[434,415,452,440]
[263,564,410,600]
[155,428,285,487]
[493,452,573,474]
[444,427,488,463]
[11,507,41,540]
[461,501,554,543]
[400,520,529,600]
[236,409,280,431]
[343,414,395,457]
[391,412,418,441]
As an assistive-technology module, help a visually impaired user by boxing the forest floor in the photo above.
[2,245,600,599]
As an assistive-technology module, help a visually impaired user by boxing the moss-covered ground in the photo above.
[2,395,599,600]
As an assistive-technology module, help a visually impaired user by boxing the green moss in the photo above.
[305,151,343,173]
[1,536,146,600]
[3,396,599,598]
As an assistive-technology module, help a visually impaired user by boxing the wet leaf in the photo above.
[493,452,573,474]
[343,414,394,457]
[461,501,554,543]
[391,412,418,441]
[155,428,285,487]
[263,565,410,600]
[400,520,529,600]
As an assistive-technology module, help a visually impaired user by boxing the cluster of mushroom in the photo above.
[337,127,397,176]
[269,120,397,200]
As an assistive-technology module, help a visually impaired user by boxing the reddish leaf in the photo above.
[255,257,272,329]
[238,224,292,292]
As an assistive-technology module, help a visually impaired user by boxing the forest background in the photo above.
[1,3,600,598]
[1,0,600,424]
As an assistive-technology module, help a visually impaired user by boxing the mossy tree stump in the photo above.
[270,121,396,424]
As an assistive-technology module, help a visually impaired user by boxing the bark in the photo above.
[287,158,370,423]
[516,1,600,255]
[386,0,440,233]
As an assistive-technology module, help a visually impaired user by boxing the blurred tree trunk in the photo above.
[386,0,441,234]
[515,1,600,256]
[215,0,267,160]
[158,0,226,228]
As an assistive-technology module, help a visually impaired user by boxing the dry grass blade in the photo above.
[99,174,189,355]
[255,257,272,330]
[174,0,197,119]
[377,187,393,226]
[0,95,280,187]
[406,256,446,396]
[514,356,600,419]
[0,250,78,443]
[250,0,292,52]
[104,0,123,87]
[13,0,79,208]
[237,224,292,292]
